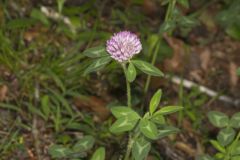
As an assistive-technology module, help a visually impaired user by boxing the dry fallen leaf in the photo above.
[0,85,8,102]
[27,148,36,160]
[0,5,4,26]
[143,0,159,16]
[24,26,49,42]
[189,70,203,83]
[147,155,156,160]
[182,119,194,133]
[229,62,239,87]
[121,0,131,6]
[175,142,196,157]
[24,30,40,42]
[163,35,187,73]
[74,96,110,121]
[200,49,211,71]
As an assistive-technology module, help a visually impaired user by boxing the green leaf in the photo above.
[151,114,165,125]
[57,0,66,13]
[215,153,225,159]
[154,106,183,115]
[217,127,236,146]
[126,63,136,82]
[147,34,159,54]
[6,18,36,29]
[83,46,108,58]
[177,0,189,8]
[48,145,72,158]
[210,140,226,153]
[73,135,95,152]
[110,107,140,120]
[139,119,158,140]
[132,137,151,160]
[110,117,138,134]
[237,68,240,76]
[149,89,162,115]
[208,111,229,128]
[143,112,150,119]
[131,60,164,77]
[159,21,176,34]
[50,90,73,116]
[226,25,240,40]
[232,156,240,160]
[231,141,240,156]
[90,147,105,160]
[41,95,50,119]
[27,103,46,120]
[30,9,49,26]
[46,70,66,92]
[57,135,71,144]
[84,56,112,74]
[179,16,198,27]
[196,155,215,160]
[158,126,179,139]
[230,112,240,128]
[0,103,21,112]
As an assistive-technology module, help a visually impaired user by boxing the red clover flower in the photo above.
[106,31,142,62]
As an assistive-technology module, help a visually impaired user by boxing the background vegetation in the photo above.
[0,0,240,159]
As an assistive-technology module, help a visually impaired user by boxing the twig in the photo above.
[157,139,185,160]
[40,6,75,33]
[165,74,240,107]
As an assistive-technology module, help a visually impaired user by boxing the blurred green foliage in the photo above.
[216,0,240,40]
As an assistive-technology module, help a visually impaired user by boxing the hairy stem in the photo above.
[123,129,141,160]
[143,40,161,95]
[122,63,133,160]
[122,64,131,108]
[124,133,134,160]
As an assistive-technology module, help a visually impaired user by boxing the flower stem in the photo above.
[143,40,160,95]
[122,63,133,160]
[124,129,141,160]
[122,64,131,108]
[124,133,134,160]
[126,79,131,108]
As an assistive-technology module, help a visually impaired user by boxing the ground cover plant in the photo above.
[0,0,240,160]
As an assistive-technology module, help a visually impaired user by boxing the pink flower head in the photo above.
[106,31,142,62]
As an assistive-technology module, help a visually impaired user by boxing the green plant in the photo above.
[57,0,66,13]
[198,111,240,160]
[178,86,208,128]
[143,0,198,109]
[90,147,105,160]
[2,0,234,159]
[49,135,96,159]
[216,0,240,40]
[83,30,183,159]
[0,2,103,158]
[237,68,240,76]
